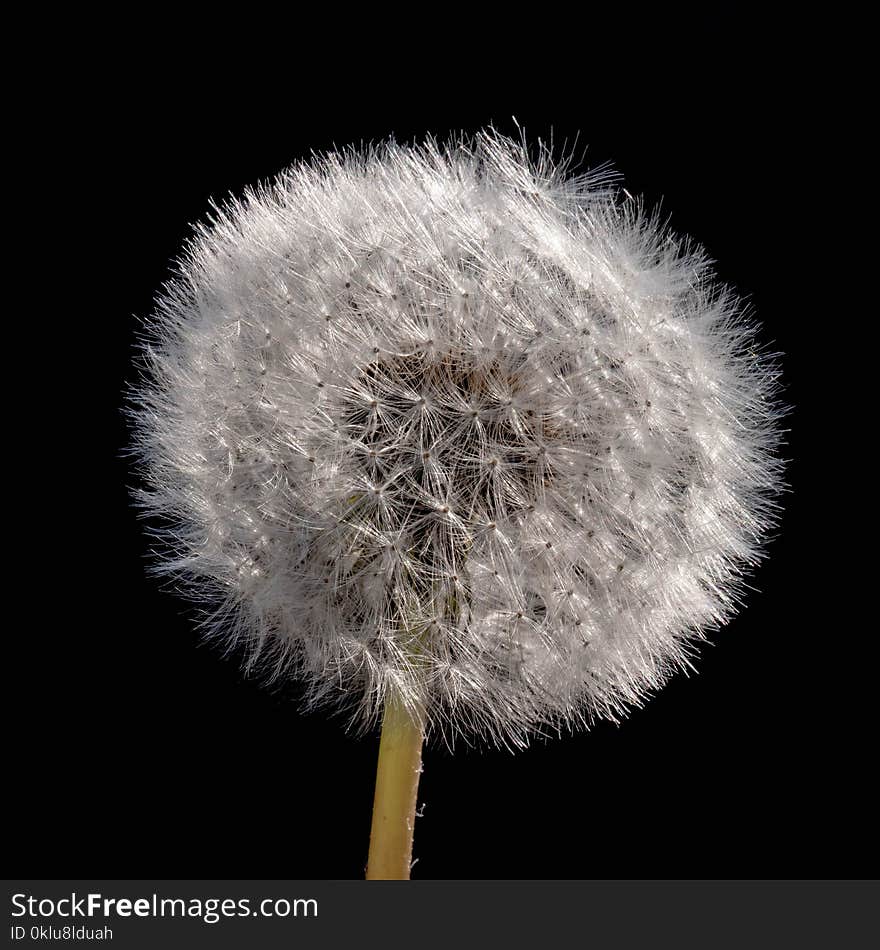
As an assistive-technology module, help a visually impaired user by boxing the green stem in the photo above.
[365,695,425,880]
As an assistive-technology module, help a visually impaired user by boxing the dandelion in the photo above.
[130,130,784,877]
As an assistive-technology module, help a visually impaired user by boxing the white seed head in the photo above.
[130,131,784,747]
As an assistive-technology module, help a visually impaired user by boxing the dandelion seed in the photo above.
[130,130,784,754]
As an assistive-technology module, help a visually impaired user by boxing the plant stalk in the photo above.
[365,695,425,880]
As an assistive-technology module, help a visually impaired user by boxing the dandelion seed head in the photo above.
[130,131,784,747]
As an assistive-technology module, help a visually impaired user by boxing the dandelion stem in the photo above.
[366,694,425,880]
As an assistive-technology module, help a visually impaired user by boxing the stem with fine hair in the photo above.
[366,694,425,880]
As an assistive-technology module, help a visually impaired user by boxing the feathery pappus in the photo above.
[129,131,784,747]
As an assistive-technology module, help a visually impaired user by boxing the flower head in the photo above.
[131,131,783,746]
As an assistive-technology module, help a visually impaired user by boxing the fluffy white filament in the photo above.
[131,131,783,747]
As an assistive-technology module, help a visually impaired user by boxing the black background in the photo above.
[10,17,872,881]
